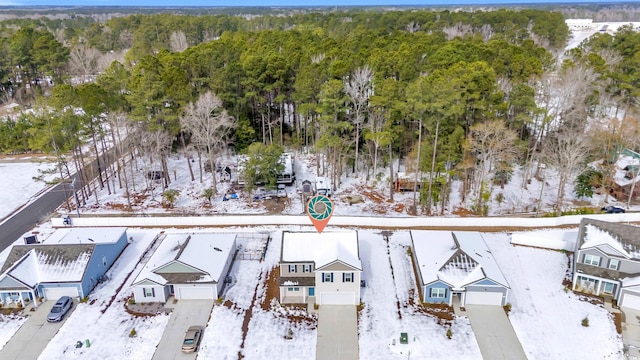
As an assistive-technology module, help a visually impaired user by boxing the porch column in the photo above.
[19,293,25,309]
[31,290,38,309]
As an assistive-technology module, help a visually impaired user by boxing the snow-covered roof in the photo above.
[412,231,509,289]
[43,227,127,245]
[581,224,630,257]
[281,231,361,270]
[133,233,236,285]
[622,275,640,288]
[613,149,640,187]
[577,219,640,260]
[1,245,95,287]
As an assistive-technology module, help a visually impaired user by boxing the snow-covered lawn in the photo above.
[485,232,623,360]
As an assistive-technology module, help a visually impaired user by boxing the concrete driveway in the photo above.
[152,300,214,360]
[0,300,74,359]
[465,305,527,360]
[621,307,640,357]
[316,305,358,360]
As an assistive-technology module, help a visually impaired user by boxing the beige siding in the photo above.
[319,261,357,272]
[316,271,361,305]
[155,261,199,273]
[280,262,315,277]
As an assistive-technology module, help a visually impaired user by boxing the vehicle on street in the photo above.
[47,296,73,322]
[181,325,203,353]
[602,206,625,214]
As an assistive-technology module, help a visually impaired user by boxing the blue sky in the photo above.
[2,0,626,7]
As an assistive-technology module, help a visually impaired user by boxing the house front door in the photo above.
[309,287,315,296]
[169,285,175,295]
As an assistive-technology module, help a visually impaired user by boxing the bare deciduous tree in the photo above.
[180,91,238,194]
[170,31,189,52]
[465,119,518,210]
[542,123,590,215]
[69,44,101,79]
[344,65,373,175]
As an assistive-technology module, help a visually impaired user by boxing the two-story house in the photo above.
[573,218,640,309]
[279,230,361,306]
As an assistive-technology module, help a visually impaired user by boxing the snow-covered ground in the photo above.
[0,159,56,221]
[0,26,628,359]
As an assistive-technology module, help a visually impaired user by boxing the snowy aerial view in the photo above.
[1,5,640,360]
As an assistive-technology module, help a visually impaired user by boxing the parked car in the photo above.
[602,206,626,214]
[277,184,287,198]
[47,296,73,322]
[181,325,203,353]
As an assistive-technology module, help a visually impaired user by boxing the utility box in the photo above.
[400,332,408,344]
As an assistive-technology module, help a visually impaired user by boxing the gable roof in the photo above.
[577,218,640,260]
[133,233,236,286]
[0,244,95,287]
[281,231,361,270]
[411,231,509,290]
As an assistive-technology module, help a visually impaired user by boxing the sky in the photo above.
[1,0,628,8]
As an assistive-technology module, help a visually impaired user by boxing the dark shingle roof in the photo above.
[577,218,640,258]
[1,244,96,273]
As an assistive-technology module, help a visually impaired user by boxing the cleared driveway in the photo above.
[152,300,214,360]
[465,305,527,360]
[316,305,358,360]
[621,307,640,357]
[0,300,74,359]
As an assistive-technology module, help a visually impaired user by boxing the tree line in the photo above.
[0,8,637,215]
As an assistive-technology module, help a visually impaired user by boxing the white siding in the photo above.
[133,285,166,303]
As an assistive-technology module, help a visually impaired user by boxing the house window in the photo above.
[288,265,298,273]
[143,288,155,297]
[430,288,446,298]
[609,259,620,270]
[287,287,300,292]
[584,254,601,266]
[603,282,615,295]
[322,273,334,283]
[303,264,312,273]
[343,273,354,282]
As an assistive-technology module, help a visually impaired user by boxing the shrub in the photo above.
[129,328,137,337]
[446,327,452,339]
[582,317,589,327]
[128,298,136,305]
[504,303,512,315]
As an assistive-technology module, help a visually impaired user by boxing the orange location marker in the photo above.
[306,195,334,233]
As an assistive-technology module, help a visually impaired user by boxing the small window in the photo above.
[287,287,299,292]
[288,265,297,273]
[343,273,354,283]
[144,288,155,297]
[609,259,620,270]
[322,273,333,282]
[430,288,446,298]
[584,254,601,266]
[303,264,313,273]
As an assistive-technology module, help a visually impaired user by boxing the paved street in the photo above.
[0,301,74,360]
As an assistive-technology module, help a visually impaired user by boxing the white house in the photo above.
[279,230,361,306]
[132,233,236,303]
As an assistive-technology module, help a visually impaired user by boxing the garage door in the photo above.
[320,292,355,305]
[177,287,214,300]
[465,291,503,306]
[43,287,79,300]
[620,293,640,310]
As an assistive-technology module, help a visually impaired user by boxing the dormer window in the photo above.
[609,259,620,270]
[303,264,312,273]
[288,265,297,273]
[584,254,601,266]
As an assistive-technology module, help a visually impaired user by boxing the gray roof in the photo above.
[576,218,640,258]
[1,244,96,273]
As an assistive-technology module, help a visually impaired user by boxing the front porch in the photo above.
[0,289,40,309]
